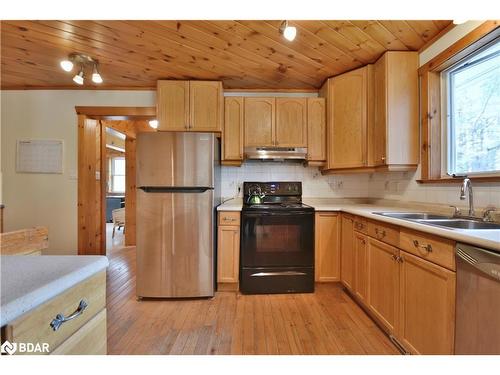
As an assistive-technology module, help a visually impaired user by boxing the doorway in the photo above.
[76,107,156,256]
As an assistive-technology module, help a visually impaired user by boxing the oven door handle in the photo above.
[250,271,308,277]
[243,211,312,217]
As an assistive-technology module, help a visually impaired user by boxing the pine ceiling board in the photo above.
[296,20,376,64]
[378,20,426,50]
[126,20,292,87]
[406,20,441,42]
[349,20,410,51]
[322,21,387,57]
[237,20,348,75]
[0,20,453,90]
[193,21,325,87]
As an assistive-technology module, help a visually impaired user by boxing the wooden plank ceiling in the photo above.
[1,20,452,90]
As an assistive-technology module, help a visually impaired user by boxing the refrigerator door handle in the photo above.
[138,186,213,193]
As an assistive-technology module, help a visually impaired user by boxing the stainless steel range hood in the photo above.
[244,147,307,161]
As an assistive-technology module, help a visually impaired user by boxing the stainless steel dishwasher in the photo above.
[455,243,500,354]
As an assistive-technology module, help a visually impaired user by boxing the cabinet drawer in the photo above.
[368,220,400,247]
[400,229,455,271]
[4,271,106,354]
[353,216,368,234]
[218,212,240,226]
[51,308,107,355]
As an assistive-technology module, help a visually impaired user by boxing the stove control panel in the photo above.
[243,182,302,197]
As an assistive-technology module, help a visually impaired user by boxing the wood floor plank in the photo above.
[106,246,398,355]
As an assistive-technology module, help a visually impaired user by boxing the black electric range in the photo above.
[240,182,315,294]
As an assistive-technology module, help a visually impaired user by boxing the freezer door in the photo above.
[136,189,214,298]
[136,132,215,188]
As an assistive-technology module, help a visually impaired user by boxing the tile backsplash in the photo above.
[221,162,500,209]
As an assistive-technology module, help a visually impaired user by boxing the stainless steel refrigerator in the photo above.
[136,132,220,298]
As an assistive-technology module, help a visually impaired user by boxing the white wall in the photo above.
[1,90,155,254]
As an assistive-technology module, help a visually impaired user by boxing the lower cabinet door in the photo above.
[315,213,340,282]
[354,232,368,304]
[367,238,400,334]
[217,225,240,283]
[340,215,355,291]
[398,250,456,354]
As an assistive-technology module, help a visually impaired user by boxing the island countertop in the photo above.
[0,255,108,326]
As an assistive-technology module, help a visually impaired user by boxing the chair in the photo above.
[112,208,126,238]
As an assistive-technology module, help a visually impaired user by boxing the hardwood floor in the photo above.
[106,246,398,355]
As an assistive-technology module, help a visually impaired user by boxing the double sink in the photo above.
[373,212,500,230]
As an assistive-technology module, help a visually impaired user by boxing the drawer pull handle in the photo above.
[413,240,432,253]
[50,299,88,331]
[375,228,386,238]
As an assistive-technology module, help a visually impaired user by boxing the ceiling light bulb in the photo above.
[92,64,103,84]
[73,68,84,85]
[149,120,159,129]
[283,25,297,41]
[60,59,74,72]
[92,73,103,84]
[453,19,467,25]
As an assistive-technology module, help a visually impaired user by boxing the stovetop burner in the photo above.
[243,202,312,210]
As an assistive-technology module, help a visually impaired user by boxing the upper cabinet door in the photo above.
[157,80,190,131]
[275,98,307,147]
[373,54,388,166]
[244,97,275,147]
[307,98,326,162]
[223,97,244,161]
[329,66,368,169]
[189,81,222,132]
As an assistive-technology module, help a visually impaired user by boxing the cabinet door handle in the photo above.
[413,240,432,253]
[391,254,398,261]
[375,228,386,238]
[50,299,88,331]
[361,239,366,245]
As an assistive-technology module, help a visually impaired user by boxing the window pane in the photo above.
[449,42,500,175]
[113,176,125,193]
[113,158,126,175]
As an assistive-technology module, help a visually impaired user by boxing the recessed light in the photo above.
[453,20,468,25]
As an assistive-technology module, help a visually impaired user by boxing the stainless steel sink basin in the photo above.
[372,212,500,230]
[415,219,500,230]
[373,212,451,220]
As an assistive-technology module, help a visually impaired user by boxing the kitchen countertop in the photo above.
[0,255,109,326]
[217,198,500,251]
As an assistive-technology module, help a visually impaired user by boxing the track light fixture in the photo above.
[60,53,103,85]
[279,20,297,41]
[148,120,159,129]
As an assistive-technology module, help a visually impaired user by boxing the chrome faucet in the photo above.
[459,177,475,217]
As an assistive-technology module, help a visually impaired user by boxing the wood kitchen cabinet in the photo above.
[398,250,456,354]
[223,97,244,164]
[157,80,222,132]
[372,51,418,169]
[307,98,326,164]
[315,212,340,282]
[275,98,307,147]
[322,65,372,170]
[217,212,240,290]
[340,214,355,291]
[244,97,275,147]
[1,271,107,355]
[353,231,368,304]
[367,238,400,334]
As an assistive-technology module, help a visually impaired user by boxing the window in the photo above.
[443,38,500,176]
[109,157,126,193]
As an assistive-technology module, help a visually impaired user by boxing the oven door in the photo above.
[241,210,314,268]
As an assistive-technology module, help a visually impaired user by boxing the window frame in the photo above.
[418,22,500,183]
[108,156,126,193]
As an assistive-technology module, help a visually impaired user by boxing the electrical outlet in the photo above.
[337,180,344,189]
